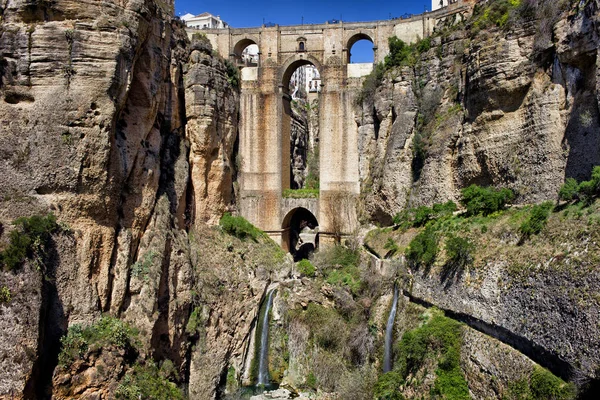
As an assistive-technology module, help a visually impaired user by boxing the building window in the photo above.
[299,42,305,51]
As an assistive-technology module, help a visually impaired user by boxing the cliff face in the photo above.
[357,0,600,223]
[0,0,251,398]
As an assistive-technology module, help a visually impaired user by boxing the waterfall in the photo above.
[257,289,275,386]
[383,284,399,373]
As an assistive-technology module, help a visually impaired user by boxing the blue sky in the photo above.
[175,0,431,62]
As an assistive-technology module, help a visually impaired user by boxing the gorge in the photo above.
[1,0,600,399]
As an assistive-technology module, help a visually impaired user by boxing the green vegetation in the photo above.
[131,250,158,281]
[471,0,523,32]
[460,184,514,216]
[282,188,319,198]
[357,36,432,105]
[444,234,474,270]
[374,371,404,400]
[225,58,240,88]
[396,312,469,399]
[58,316,139,365]
[326,264,362,296]
[558,166,600,205]
[314,245,363,295]
[384,36,431,69]
[405,225,439,269]
[297,259,316,277]
[219,213,262,241]
[393,201,457,229]
[0,285,11,304]
[115,362,184,400]
[519,202,554,238]
[504,366,576,400]
[185,306,205,335]
[0,214,60,271]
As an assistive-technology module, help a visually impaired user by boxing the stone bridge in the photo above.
[187,1,472,250]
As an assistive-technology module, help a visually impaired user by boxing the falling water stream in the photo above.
[257,289,275,386]
[383,284,399,372]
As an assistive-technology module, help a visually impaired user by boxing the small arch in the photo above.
[281,207,319,260]
[232,38,259,66]
[347,33,375,64]
[299,41,305,51]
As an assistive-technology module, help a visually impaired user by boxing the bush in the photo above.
[374,371,405,400]
[519,202,554,237]
[219,213,262,241]
[396,313,463,378]
[460,185,514,216]
[115,362,184,400]
[0,214,60,271]
[405,226,439,269]
[557,166,600,205]
[297,259,316,277]
[0,285,11,304]
[444,235,474,269]
[58,316,139,365]
[558,178,579,202]
[393,201,457,229]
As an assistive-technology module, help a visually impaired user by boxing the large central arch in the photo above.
[281,207,319,260]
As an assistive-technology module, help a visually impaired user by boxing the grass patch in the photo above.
[0,285,11,304]
[282,188,319,199]
[297,259,316,277]
[405,225,439,270]
[219,213,263,242]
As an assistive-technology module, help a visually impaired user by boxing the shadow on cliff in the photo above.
[22,236,68,400]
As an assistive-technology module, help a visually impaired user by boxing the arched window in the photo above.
[299,42,305,51]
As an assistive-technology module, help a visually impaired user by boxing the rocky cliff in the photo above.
[356,0,600,224]
[0,0,257,398]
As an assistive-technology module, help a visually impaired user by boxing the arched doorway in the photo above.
[347,33,375,64]
[281,207,319,261]
[233,38,259,66]
[280,59,322,191]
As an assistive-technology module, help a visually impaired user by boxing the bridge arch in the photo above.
[279,54,323,95]
[346,33,375,64]
[232,37,259,66]
[281,206,319,260]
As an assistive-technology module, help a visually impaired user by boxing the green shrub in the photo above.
[297,259,316,277]
[444,235,474,269]
[356,62,385,105]
[219,213,262,241]
[558,178,579,202]
[0,286,11,304]
[186,306,205,335]
[374,371,405,400]
[224,59,240,88]
[405,226,439,269]
[460,185,514,216]
[530,366,576,400]
[393,201,457,229]
[519,202,554,237]
[58,316,139,365]
[0,214,60,271]
[115,362,184,400]
[396,313,463,378]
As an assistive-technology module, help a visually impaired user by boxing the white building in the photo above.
[432,0,459,11]
[290,65,321,99]
[181,12,229,29]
